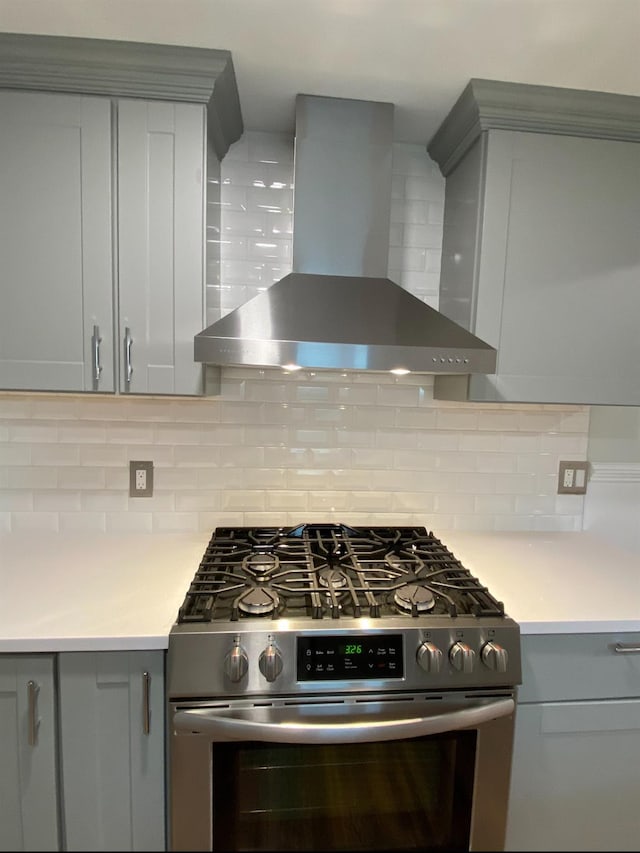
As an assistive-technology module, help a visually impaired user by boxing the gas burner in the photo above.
[385,551,423,572]
[394,583,436,613]
[243,552,278,574]
[237,587,280,615]
[318,567,348,589]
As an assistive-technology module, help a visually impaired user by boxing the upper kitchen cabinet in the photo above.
[0,90,115,393]
[428,80,640,405]
[0,33,242,396]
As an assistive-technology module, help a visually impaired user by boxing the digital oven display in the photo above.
[297,635,404,680]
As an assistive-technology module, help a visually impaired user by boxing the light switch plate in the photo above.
[557,460,589,495]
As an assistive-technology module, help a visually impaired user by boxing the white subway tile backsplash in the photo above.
[33,490,81,511]
[0,491,34,511]
[81,491,128,512]
[435,493,476,514]
[391,492,436,512]
[352,448,395,470]
[377,383,424,408]
[79,444,128,467]
[127,493,175,512]
[175,490,223,511]
[222,490,266,511]
[9,422,58,443]
[474,494,516,514]
[308,491,350,512]
[8,467,58,489]
[515,494,557,515]
[436,409,479,431]
[336,384,378,406]
[403,224,442,249]
[335,429,375,448]
[154,425,203,445]
[392,449,437,471]
[349,492,394,513]
[475,453,517,473]
[58,466,106,490]
[59,512,106,533]
[0,444,30,465]
[243,424,287,447]
[540,433,588,455]
[173,445,221,467]
[153,512,199,533]
[265,490,307,511]
[391,198,428,225]
[106,512,153,533]
[57,424,108,444]
[11,511,59,531]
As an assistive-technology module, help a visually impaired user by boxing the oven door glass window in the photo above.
[211,732,475,852]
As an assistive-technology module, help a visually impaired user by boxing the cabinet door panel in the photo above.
[506,700,640,851]
[436,128,640,405]
[117,99,205,395]
[58,651,165,852]
[0,654,59,851]
[0,91,114,393]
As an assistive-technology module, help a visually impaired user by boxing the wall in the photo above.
[0,132,589,535]
[583,406,640,552]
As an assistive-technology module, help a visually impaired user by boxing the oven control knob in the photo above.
[481,641,508,673]
[224,645,249,682]
[224,644,249,683]
[259,643,283,682]
[449,642,476,673]
[416,641,443,674]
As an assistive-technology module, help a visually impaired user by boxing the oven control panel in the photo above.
[167,619,522,698]
[297,634,404,680]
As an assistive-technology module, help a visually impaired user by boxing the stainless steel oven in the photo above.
[166,524,521,852]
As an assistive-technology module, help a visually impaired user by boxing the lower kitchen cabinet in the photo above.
[0,654,60,852]
[58,651,166,852]
[505,633,640,851]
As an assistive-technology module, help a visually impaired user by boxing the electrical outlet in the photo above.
[557,460,589,495]
[129,461,153,497]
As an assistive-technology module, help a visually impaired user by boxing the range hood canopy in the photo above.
[195,94,497,375]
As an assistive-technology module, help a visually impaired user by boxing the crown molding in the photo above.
[428,78,640,176]
[0,32,243,159]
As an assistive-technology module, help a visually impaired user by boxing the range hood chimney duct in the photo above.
[194,94,497,375]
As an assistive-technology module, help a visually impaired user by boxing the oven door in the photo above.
[168,692,516,853]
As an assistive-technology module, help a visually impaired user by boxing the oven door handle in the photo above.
[172,697,515,744]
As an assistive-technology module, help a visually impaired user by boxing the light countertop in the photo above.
[0,529,638,653]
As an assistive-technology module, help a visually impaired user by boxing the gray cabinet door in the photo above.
[0,654,60,851]
[436,129,640,405]
[506,699,640,851]
[0,91,114,393]
[58,651,165,852]
[117,99,206,396]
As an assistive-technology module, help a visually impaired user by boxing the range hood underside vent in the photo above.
[194,273,496,374]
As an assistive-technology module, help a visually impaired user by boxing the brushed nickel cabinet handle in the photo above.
[142,671,151,735]
[124,327,133,386]
[91,324,103,385]
[27,680,40,746]
[614,643,640,654]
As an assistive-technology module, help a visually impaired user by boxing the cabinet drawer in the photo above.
[518,632,640,703]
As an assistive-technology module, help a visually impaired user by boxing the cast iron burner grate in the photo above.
[177,523,505,623]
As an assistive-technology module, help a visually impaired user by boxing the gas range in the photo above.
[167,523,521,699]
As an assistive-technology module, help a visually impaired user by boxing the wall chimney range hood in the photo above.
[194,94,497,375]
